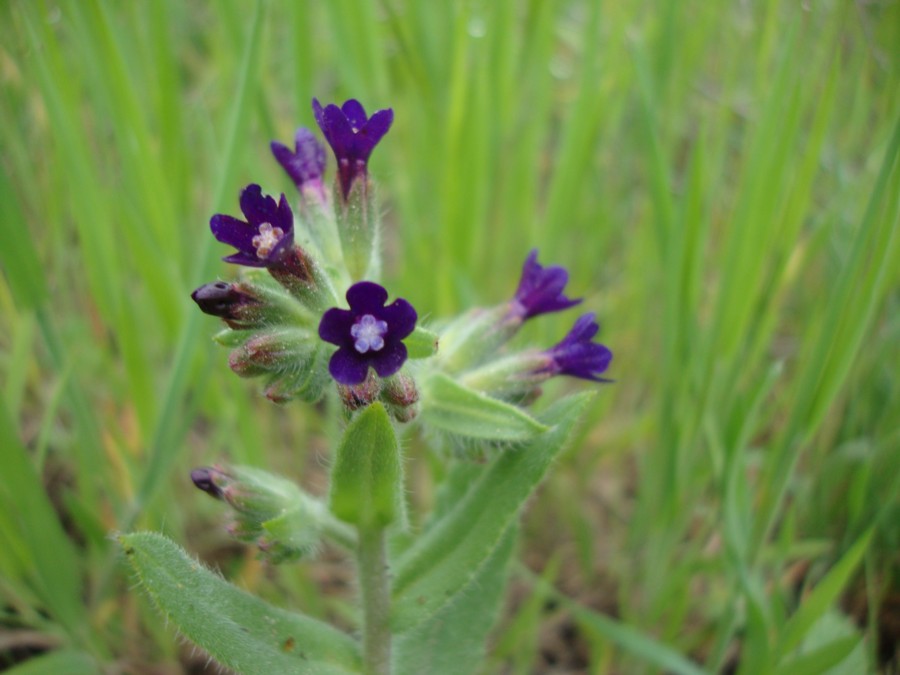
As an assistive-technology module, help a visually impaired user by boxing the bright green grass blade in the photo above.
[123,0,267,529]
[1,650,98,675]
[0,173,47,309]
[0,397,85,645]
[754,117,900,552]
[775,529,874,661]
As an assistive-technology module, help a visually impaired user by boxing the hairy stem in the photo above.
[358,526,391,675]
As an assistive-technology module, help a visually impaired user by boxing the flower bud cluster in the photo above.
[418,250,613,458]
[191,465,332,563]
[192,98,423,410]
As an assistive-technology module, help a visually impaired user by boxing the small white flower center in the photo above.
[351,314,388,353]
[251,222,284,258]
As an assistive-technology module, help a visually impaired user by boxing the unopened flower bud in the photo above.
[228,328,316,377]
[380,373,420,422]
[338,371,382,411]
[191,466,227,499]
[190,464,338,562]
[268,245,338,312]
[191,282,261,327]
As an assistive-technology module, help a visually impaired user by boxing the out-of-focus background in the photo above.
[1,1,898,672]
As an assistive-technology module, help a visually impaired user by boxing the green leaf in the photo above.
[2,650,97,675]
[776,529,873,659]
[391,393,591,631]
[772,636,861,675]
[394,526,517,675]
[0,174,47,309]
[420,372,549,442]
[119,532,361,675]
[330,402,403,529]
[0,398,84,640]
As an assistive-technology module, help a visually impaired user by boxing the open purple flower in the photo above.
[312,98,393,199]
[270,128,326,194]
[210,184,294,267]
[538,313,612,382]
[319,281,417,385]
[509,249,582,320]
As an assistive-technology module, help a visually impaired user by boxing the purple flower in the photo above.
[270,128,326,193]
[510,250,582,320]
[319,281,417,385]
[539,313,612,382]
[312,98,393,199]
[210,184,294,267]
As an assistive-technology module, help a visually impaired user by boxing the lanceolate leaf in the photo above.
[421,372,549,442]
[391,392,592,630]
[119,532,361,675]
[394,527,517,675]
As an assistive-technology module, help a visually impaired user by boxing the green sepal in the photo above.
[335,177,380,281]
[329,402,404,530]
[119,532,362,675]
[420,373,549,443]
[391,393,592,632]
[213,328,253,347]
[405,326,440,359]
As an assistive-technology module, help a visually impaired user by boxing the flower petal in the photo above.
[357,108,394,156]
[239,184,280,226]
[328,348,370,385]
[341,99,368,131]
[319,307,356,346]
[370,342,408,379]
[380,298,417,340]
[346,281,389,313]
[210,214,255,254]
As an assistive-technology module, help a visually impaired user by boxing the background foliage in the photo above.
[1,0,898,672]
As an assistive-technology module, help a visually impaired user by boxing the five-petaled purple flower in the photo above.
[312,98,393,199]
[510,249,582,320]
[539,313,612,382]
[319,281,417,385]
[210,184,294,267]
[271,128,326,194]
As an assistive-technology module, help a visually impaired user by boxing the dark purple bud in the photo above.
[539,313,613,382]
[318,281,417,385]
[312,98,393,200]
[191,281,259,319]
[510,249,582,320]
[210,184,295,268]
[191,467,225,499]
[270,128,326,193]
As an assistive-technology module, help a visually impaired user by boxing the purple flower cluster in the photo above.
[319,281,417,385]
[511,250,612,383]
[211,98,393,269]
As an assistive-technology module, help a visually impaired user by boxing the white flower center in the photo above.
[251,222,284,258]
[351,314,388,353]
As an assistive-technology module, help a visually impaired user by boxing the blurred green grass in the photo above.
[1,0,898,672]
